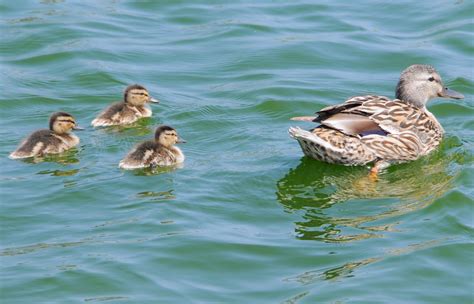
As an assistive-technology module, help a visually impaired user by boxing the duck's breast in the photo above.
[46,134,79,153]
[172,146,185,164]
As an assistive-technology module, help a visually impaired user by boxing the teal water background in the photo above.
[1,1,473,303]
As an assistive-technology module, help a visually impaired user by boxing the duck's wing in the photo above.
[314,95,420,137]
[291,97,365,122]
[314,95,379,122]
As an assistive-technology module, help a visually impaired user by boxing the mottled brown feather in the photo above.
[290,95,444,166]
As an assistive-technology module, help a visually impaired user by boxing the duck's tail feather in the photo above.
[290,116,317,121]
[289,126,343,152]
[289,126,375,165]
[289,126,349,163]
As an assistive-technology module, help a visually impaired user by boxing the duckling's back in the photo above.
[119,140,158,169]
[91,101,152,127]
[119,141,182,169]
[91,102,126,127]
[10,130,61,159]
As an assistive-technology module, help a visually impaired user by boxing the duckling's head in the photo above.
[396,64,464,108]
[124,84,159,107]
[50,112,82,134]
[155,125,186,148]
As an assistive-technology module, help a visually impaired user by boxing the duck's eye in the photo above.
[428,77,435,82]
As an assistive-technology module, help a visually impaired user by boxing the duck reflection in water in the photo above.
[21,149,81,166]
[276,139,461,242]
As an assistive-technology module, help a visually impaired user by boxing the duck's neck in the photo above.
[395,80,427,109]
[51,129,70,136]
[125,103,146,109]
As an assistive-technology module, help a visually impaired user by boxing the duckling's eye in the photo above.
[428,77,435,82]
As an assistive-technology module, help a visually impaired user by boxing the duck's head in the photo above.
[49,112,83,134]
[124,84,159,107]
[395,64,464,108]
[155,125,186,148]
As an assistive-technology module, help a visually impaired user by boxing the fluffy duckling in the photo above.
[119,125,186,170]
[9,112,83,159]
[91,84,159,127]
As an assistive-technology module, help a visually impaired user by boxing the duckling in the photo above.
[9,112,83,159]
[91,84,159,127]
[119,125,186,170]
[289,64,464,177]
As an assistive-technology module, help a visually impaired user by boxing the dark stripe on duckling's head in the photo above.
[124,84,147,101]
[49,112,74,130]
[124,84,159,105]
[154,125,176,140]
[155,125,185,147]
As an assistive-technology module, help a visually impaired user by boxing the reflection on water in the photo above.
[281,291,310,304]
[84,296,129,302]
[285,238,445,287]
[94,119,154,136]
[276,138,464,242]
[18,148,80,165]
[37,168,80,177]
[89,121,155,149]
[136,190,176,201]
[0,240,87,256]
[285,257,381,285]
[130,163,183,176]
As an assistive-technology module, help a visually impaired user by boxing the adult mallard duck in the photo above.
[9,112,83,159]
[91,84,159,127]
[119,125,186,170]
[289,64,464,177]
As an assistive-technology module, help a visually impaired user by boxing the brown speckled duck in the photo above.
[9,112,83,159]
[119,125,185,170]
[91,84,159,127]
[289,64,464,177]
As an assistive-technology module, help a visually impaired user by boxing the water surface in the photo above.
[1,1,473,303]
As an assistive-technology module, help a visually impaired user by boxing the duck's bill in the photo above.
[73,126,85,131]
[177,138,187,144]
[439,87,464,99]
[149,97,160,103]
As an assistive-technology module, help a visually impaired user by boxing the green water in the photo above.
[1,1,473,303]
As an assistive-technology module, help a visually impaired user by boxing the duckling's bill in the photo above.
[149,97,160,103]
